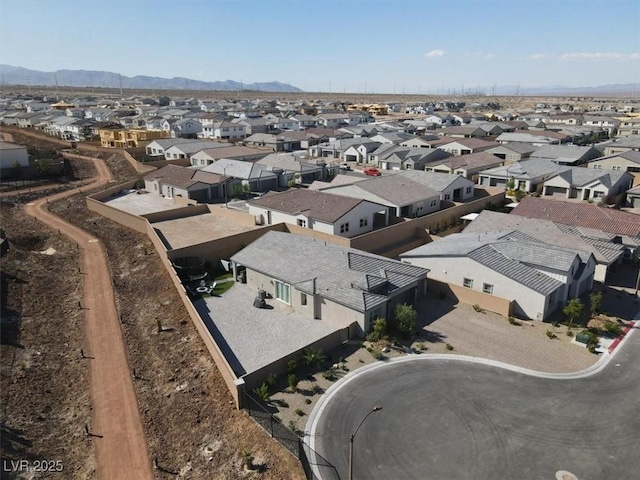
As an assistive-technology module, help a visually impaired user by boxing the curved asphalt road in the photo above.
[307,317,640,480]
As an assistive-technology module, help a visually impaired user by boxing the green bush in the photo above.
[305,398,312,405]
[371,349,385,360]
[445,343,454,351]
[589,291,602,318]
[546,330,557,339]
[322,370,335,380]
[287,359,297,373]
[392,304,417,338]
[302,347,326,369]
[253,382,270,402]
[473,304,485,313]
[287,373,298,390]
[366,318,388,342]
[604,320,623,337]
[266,373,276,387]
[294,408,305,417]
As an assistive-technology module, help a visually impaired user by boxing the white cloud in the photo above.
[559,52,640,61]
[467,52,495,60]
[530,53,547,60]
[424,49,445,58]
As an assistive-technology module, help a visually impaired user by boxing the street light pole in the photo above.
[348,406,382,480]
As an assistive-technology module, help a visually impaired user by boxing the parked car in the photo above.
[339,163,352,171]
[364,167,381,176]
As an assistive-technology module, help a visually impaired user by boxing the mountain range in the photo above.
[0,65,303,93]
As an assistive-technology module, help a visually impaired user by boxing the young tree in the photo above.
[367,318,388,342]
[589,291,602,318]
[393,303,417,338]
[302,347,326,369]
[563,298,584,331]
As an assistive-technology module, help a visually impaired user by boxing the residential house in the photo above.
[601,135,640,156]
[343,141,383,164]
[511,196,640,259]
[316,175,441,218]
[423,152,505,181]
[439,125,487,138]
[256,153,330,186]
[200,119,246,140]
[486,143,537,163]
[368,132,415,145]
[436,138,499,156]
[395,170,476,201]
[248,189,389,236]
[200,158,279,192]
[145,138,204,157]
[616,117,640,137]
[496,130,569,145]
[98,127,168,148]
[530,144,602,166]
[399,230,595,320]
[289,114,318,129]
[190,145,269,166]
[233,117,272,135]
[316,113,349,128]
[542,168,633,202]
[379,147,451,171]
[143,164,228,202]
[463,210,625,283]
[582,115,620,136]
[626,185,640,208]
[399,134,441,149]
[587,151,640,185]
[163,141,227,160]
[230,231,429,335]
[478,159,569,192]
[161,118,203,138]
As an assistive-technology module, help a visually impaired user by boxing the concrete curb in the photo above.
[305,316,639,479]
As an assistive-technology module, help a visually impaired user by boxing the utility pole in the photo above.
[119,73,123,96]
[54,73,58,96]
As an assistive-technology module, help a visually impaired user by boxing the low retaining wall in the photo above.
[429,279,514,318]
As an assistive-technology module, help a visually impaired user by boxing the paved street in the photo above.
[307,312,640,480]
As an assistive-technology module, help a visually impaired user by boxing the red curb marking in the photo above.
[608,321,636,353]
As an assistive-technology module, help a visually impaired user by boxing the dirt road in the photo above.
[23,157,154,480]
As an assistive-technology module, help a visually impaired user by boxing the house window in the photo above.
[466,186,472,194]
[340,222,350,233]
[297,218,307,228]
[593,191,604,198]
[483,283,494,294]
[430,199,437,207]
[444,193,451,201]
[359,218,368,228]
[274,280,291,304]
[367,307,383,328]
[463,277,473,288]
[301,293,307,306]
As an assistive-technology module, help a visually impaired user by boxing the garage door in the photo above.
[545,186,568,197]
[490,178,506,187]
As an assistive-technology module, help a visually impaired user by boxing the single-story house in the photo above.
[439,126,487,138]
[200,158,279,192]
[601,135,640,156]
[478,159,569,192]
[486,143,537,162]
[316,174,441,218]
[190,145,269,166]
[395,170,476,201]
[247,189,389,236]
[542,168,633,201]
[530,145,602,166]
[399,230,595,320]
[230,231,430,336]
[423,152,505,181]
[378,147,451,171]
[143,164,228,201]
[496,130,570,145]
[463,210,625,283]
[436,138,499,156]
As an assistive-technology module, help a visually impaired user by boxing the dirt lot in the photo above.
[1,136,303,479]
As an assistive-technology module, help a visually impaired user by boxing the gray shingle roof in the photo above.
[479,159,570,180]
[201,158,277,180]
[395,170,473,192]
[231,231,429,312]
[248,189,366,223]
[399,230,585,295]
[552,167,629,188]
[326,175,440,206]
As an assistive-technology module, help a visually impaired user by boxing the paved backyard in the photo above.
[104,189,179,215]
[151,212,258,249]
[192,283,343,377]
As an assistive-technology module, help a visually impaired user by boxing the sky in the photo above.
[1,0,639,93]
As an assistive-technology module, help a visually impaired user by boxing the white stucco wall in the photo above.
[403,256,556,319]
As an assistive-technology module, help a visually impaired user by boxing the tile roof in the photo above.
[435,152,504,170]
[248,189,366,223]
[201,158,277,180]
[257,153,323,173]
[395,170,473,192]
[552,167,630,188]
[231,231,429,312]
[143,164,224,188]
[463,210,623,264]
[531,145,600,163]
[399,231,578,295]
[195,145,267,160]
[332,175,440,206]
[479,159,570,180]
[512,196,640,237]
